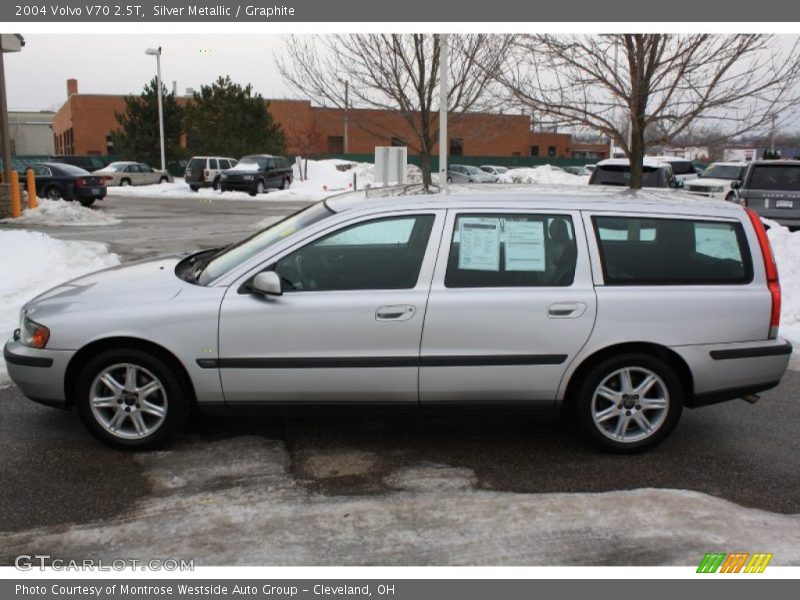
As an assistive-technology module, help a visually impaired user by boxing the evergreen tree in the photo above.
[111,78,184,167]
[183,76,286,158]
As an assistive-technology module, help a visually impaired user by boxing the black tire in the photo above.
[74,348,189,450]
[575,353,683,453]
[189,185,200,192]
[252,180,266,196]
[44,186,62,200]
[212,177,220,191]
[79,198,96,207]
[279,177,290,190]
[120,178,131,187]
[446,177,452,184]
[159,176,169,184]
[725,191,735,202]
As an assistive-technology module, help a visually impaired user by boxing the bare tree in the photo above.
[277,34,511,187]
[497,34,800,188]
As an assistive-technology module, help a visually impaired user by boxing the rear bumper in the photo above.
[3,341,72,406]
[672,339,792,407]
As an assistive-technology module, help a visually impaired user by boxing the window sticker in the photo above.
[505,220,545,271]
[458,218,500,271]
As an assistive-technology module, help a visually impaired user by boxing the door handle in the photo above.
[376,305,416,321]
[548,302,587,318]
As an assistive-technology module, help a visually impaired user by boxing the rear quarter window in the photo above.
[592,216,753,285]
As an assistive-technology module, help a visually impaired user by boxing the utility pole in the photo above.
[0,38,12,185]
[770,113,777,156]
[438,34,449,193]
[343,80,349,154]
[146,46,166,171]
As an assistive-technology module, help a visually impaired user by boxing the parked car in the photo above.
[50,155,108,173]
[447,164,497,183]
[589,158,679,188]
[25,162,107,207]
[219,155,293,196]
[480,165,509,176]
[93,162,173,186]
[731,160,800,227]
[184,156,238,191]
[564,166,592,176]
[5,191,790,452]
[685,162,747,201]
[649,156,699,184]
[584,164,596,173]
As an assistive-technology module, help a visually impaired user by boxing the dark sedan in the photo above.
[27,162,107,207]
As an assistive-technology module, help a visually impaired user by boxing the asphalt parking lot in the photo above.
[2,193,800,565]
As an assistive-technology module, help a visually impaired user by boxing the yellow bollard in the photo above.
[10,170,21,218]
[26,168,38,209]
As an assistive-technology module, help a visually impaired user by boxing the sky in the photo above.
[3,34,298,111]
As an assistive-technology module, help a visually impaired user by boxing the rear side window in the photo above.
[445,214,577,287]
[593,216,752,285]
[209,158,219,170]
[669,161,696,175]
[590,165,662,187]
[748,165,800,191]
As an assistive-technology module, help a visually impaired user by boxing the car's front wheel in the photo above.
[79,198,95,207]
[44,186,62,200]
[75,348,188,450]
[576,353,683,453]
[252,180,266,196]
[159,176,169,184]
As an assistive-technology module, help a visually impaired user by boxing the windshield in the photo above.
[197,201,335,285]
[701,165,744,180]
[749,165,800,191]
[666,161,696,175]
[591,165,662,187]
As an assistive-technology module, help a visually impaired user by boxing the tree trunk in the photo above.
[628,117,645,189]
[420,150,432,188]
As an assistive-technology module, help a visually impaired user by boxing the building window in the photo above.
[548,146,557,157]
[327,136,344,154]
[106,134,114,154]
[530,146,540,157]
[390,136,406,147]
[449,138,464,156]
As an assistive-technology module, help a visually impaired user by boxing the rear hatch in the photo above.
[185,158,206,182]
[742,163,800,218]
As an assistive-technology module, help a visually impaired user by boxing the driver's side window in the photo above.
[274,214,435,292]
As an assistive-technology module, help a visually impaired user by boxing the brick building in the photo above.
[52,79,608,161]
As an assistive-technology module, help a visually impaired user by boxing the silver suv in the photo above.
[733,160,800,227]
[4,191,791,452]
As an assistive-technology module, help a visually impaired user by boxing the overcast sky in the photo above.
[4,34,298,111]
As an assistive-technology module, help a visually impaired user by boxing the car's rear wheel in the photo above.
[279,177,290,190]
[576,353,683,452]
[75,348,188,450]
[79,198,95,207]
[212,177,220,191]
[189,185,199,192]
[120,178,131,187]
[159,176,169,184]
[44,186,62,200]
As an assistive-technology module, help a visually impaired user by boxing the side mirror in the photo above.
[731,181,741,190]
[249,271,282,296]
[673,179,684,189]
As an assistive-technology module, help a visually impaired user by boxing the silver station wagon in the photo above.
[4,191,792,451]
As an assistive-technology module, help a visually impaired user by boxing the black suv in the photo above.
[219,155,293,196]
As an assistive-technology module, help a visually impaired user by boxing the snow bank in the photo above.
[497,165,590,186]
[0,230,120,386]
[0,199,122,227]
[765,219,800,345]
[105,161,424,203]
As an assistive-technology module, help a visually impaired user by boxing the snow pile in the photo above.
[0,230,120,386]
[765,219,800,344]
[0,199,121,227]
[497,165,590,186]
[104,161,424,203]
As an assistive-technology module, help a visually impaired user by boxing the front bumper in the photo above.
[219,179,256,193]
[3,341,73,406]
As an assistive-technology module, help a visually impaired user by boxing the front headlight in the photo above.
[20,316,50,349]
[711,186,725,193]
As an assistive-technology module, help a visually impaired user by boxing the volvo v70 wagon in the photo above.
[4,191,791,451]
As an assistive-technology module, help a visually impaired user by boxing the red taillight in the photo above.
[746,208,781,339]
[76,177,87,186]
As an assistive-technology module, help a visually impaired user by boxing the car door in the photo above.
[31,165,52,196]
[139,164,157,185]
[263,158,279,188]
[419,209,597,405]
[217,211,445,404]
